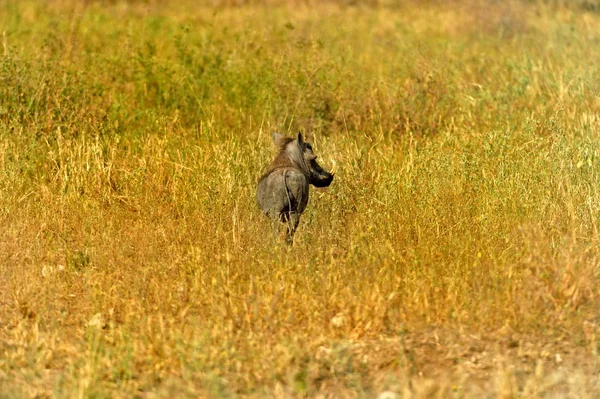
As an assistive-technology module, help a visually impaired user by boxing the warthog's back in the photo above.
[257,167,309,219]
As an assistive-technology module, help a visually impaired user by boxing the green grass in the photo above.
[1,0,599,397]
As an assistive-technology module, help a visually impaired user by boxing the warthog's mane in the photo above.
[258,137,297,183]
[275,137,295,153]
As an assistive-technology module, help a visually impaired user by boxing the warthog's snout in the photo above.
[310,159,334,188]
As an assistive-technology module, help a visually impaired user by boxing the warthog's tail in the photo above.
[283,170,297,244]
[284,170,292,215]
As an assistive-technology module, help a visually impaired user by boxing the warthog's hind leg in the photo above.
[281,212,300,245]
[266,210,282,243]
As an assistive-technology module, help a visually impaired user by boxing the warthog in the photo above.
[257,132,335,243]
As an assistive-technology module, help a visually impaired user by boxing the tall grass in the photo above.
[1,0,599,397]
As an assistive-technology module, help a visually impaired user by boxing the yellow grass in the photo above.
[1,0,599,397]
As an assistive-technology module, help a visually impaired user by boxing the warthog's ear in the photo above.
[297,132,304,146]
[272,132,284,146]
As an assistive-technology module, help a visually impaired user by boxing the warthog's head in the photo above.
[273,132,335,187]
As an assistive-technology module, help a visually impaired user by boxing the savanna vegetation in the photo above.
[1,0,599,397]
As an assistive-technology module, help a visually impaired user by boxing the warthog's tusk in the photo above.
[330,159,337,175]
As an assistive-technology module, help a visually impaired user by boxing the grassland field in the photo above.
[1,0,600,397]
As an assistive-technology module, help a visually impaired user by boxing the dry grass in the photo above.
[1,0,600,397]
